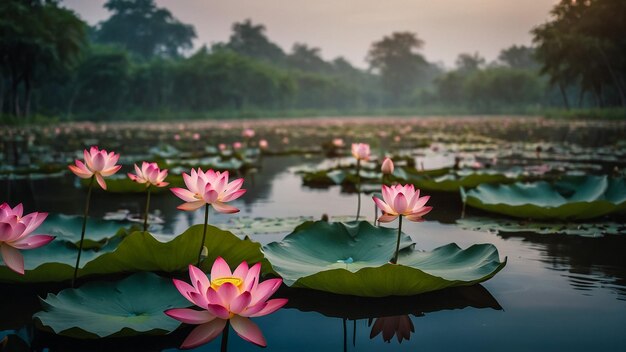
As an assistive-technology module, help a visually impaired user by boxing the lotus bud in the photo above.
[381,157,394,175]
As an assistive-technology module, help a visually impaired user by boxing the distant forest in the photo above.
[1,0,625,120]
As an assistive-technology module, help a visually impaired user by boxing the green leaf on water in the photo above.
[263,220,506,297]
[463,175,626,220]
[34,272,188,338]
[0,224,266,283]
[39,214,136,249]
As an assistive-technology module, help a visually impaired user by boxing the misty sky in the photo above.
[62,0,557,68]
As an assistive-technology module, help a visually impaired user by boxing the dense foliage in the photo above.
[532,0,626,108]
[1,0,624,121]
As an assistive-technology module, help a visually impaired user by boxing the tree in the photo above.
[455,52,485,73]
[498,45,538,70]
[69,46,131,117]
[533,0,626,107]
[95,0,196,59]
[225,19,286,64]
[0,0,87,117]
[287,43,331,73]
[367,32,429,105]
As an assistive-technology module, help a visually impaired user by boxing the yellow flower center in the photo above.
[210,277,243,290]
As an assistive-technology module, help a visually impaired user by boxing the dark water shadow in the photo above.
[278,284,502,319]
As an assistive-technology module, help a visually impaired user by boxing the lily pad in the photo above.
[0,224,265,283]
[80,174,182,193]
[220,216,316,236]
[302,166,516,192]
[39,214,135,249]
[263,221,506,297]
[393,168,518,192]
[164,156,245,171]
[456,217,626,238]
[34,272,188,338]
[462,175,626,220]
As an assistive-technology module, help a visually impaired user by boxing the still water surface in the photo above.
[1,118,626,351]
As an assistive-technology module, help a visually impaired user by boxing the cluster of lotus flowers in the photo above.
[0,140,433,349]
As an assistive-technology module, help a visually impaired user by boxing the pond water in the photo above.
[1,117,625,351]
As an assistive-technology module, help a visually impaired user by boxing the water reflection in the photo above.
[498,232,626,300]
[278,284,501,349]
[368,315,414,344]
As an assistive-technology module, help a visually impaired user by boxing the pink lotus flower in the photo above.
[218,143,227,151]
[381,157,394,175]
[242,128,255,138]
[171,168,245,213]
[128,162,169,188]
[369,315,415,343]
[373,184,432,223]
[258,139,268,149]
[0,203,54,274]
[165,258,287,349]
[351,143,370,160]
[68,146,121,190]
[332,138,344,147]
[233,142,243,150]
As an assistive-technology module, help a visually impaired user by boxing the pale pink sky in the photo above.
[62,0,558,68]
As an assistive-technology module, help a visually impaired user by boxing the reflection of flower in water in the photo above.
[368,315,415,344]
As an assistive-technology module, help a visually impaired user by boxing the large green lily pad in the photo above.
[34,272,188,338]
[462,175,626,220]
[263,221,506,297]
[0,224,265,283]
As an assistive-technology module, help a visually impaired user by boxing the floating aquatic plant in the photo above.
[34,272,189,338]
[171,168,246,266]
[68,146,121,286]
[263,221,506,297]
[0,203,54,275]
[128,162,169,231]
[373,184,432,264]
[166,258,287,349]
[461,175,626,220]
[0,224,265,283]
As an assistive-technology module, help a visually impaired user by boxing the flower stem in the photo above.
[391,216,403,264]
[220,320,230,352]
[355,159,361,221]
[374,206,378,227]
[143,186,151,232]
[72,175,94,288]
[342,318,347,352]
[197,203,209,266]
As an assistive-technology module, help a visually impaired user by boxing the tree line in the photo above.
[1,0,624,121]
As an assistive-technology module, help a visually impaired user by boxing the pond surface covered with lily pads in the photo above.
[1,117,626,351]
